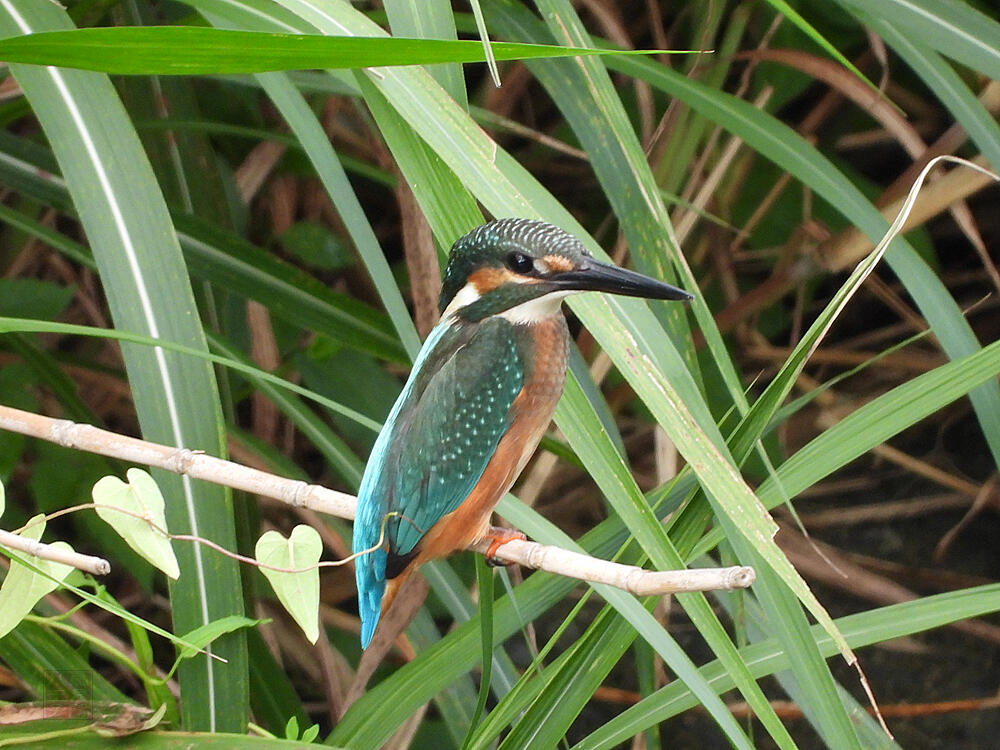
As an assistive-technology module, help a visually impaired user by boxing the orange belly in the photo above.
[382,315,569,612]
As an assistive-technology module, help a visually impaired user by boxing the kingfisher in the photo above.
[353,218,692,647]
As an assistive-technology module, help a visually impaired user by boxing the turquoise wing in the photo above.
[352,317,522,646]
[388,317,523,555]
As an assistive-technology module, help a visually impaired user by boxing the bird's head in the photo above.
[439,218,692,324]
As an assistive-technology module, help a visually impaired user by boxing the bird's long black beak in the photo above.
[550,260,693,301]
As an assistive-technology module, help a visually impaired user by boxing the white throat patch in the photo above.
[441,282,481,319]
[442,282,577,325]
[499,290,574,324]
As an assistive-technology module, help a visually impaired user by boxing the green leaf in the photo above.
[853,11,1000,172]
[0,0,248,730]
[461,558,494,750]
[835,0,1000,82]
[761,0,877,91]
[0,278,75,319]
[0,514,74,639]
[212,335,366,488]
[279,221,352,270]
[0,725,340,748]
[468,0,500,87]
[255,525,322,644]
[573,583,1000,750]
[300,724,319,743]
[383,0,468,108]
[0,619,130,705]
[761,338,1000,509]
[30,442,155,591]
[692,335,1000,559]
[175,616,261,662]
[0,26,683,75]
[0,316,380,434]
[92,469,180,580]
[255,71,421,360]
[604,51,1000,474]
[497,605,635,750]
[0,545,225,661]
[0,186,407,365]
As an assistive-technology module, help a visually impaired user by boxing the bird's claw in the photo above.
[483,527,527,567]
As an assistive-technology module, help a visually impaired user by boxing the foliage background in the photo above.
[0,0,998,748]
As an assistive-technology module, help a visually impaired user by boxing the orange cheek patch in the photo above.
[469,266,541,292]
[468,267,512,293]
[543,255,574,272]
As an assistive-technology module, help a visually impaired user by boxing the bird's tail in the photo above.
[354,538,386,649]
[359,557,422,649]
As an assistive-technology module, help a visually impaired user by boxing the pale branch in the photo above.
[0,405,356,519]
[468,537,754,595]
[0,528,110,576]
[0,405,756,595]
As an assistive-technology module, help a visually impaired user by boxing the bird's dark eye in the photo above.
[506,252,534,274]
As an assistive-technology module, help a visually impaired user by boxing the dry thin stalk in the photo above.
[860,274,929,337]
[777,525,1000,646]
[743,48,989,266]
[745,341,941,373]
[819,154,996,270]
[935,475,999,560]
[246,300,281,443]
[674,87,773,247]
[0,405,755,596]
[234,139,287,204]
[798,493,973,529]
[593,688,1000,718]
[396,179,440,338]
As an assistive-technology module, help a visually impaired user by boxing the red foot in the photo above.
[483,526,527,567]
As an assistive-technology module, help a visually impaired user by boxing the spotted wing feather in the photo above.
[353,317,522,646]
[387,318,523,555]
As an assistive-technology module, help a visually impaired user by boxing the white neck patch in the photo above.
[442,281,577,325]
[499,290,574,324]
[441,282,481,320]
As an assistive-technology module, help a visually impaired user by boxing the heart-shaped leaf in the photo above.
[0,514,74,638]
[93,469,179,579]
[255,525,322,644]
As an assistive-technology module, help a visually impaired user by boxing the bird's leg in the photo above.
[482,525,527,567]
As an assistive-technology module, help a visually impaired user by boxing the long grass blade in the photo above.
[856,12,1000,172]
[574,583,1000,749]
[383,0,468,108]
[692,336,1000,558]
[606,51,1000,477]
[255,72,420,358]
[0,0,247,731]
[0,149,409,363]
[836,0,1000,81]
[0,26,677,74]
